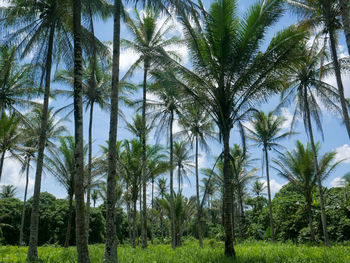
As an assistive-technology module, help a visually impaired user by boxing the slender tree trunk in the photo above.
[86,102,94,242]
[264,147,275,242]
[19,156,30,246]
[178,165,181,194]
[305,90,329,246]
[231,200,236,243]
[340,0,350,56]
[132,199,137,249]
[222,129,235,257]
[169,110,176,250]
[127,200,132,245]
[73,0,91,261]
[0,150,5,181]
[104,1,121,262]
[26,25,55,262]
[141,66,148,249]
[139,187,142,246]
[306,195,315,243]
[195,136,203,248]
[65,194,74,248]
[328,27,350,139]
[151,177,154,244]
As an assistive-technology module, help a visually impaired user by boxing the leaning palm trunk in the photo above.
[73,0,91,261]
[328,26,350,138]
[169,110,176,250]
[19,156,30,246]
[304,90,329,246]
[27,25,55,262]
[64,194,74,247]
[306,195,315,243]
[195,137,203,248]
[86,102,94,241]
[340,0,350,56]
[222,129,235,257]
[104,0,121,261]
[141,66,148,249]
[0,151,5,180]
[264,146,275,242]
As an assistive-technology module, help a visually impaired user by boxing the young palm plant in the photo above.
[122,7,182,248]
[173,141,194,193]
[274,140,342,243]
[245,111,289,241]
[164,0,304,256]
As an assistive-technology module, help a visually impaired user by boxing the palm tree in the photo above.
[0,113,22,180]
[167,0,304,255]
[18,106,67,246]
[245,111,289,241]
[274,141,342,243]
[252,180,267,198]
[1,1,75,259]
[0,45,37,117]
[122,7,182,248]
[173,141,194,193]
[177,102,216,247]
[156,177,168,242]
[91,190,99,207]
[287,0,350,140]
[281,36,344,246]
[0,185,17,198]
[339,0,350,55]
[147,68,185,249]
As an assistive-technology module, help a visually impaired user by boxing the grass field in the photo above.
[1,240,350,263]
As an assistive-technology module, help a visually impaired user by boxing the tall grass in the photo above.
[1,240,349,262]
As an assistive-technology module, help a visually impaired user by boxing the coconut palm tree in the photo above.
[339,0,350,55]
[274,140,342,243]
[173,141,194,193]
[287,0,350,140]
[122,7,183,248]
[0,185,17,198]
[176,102,216,247]
[18,106,67,246]
[252,180,267,198]
[156,177,168,242]
[281,36,345,246]
[0,113,22,180]
[245,111,289,241]
[166,0,304,255]
[0,45,37,117]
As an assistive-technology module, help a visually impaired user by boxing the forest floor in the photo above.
[1,240,350,263]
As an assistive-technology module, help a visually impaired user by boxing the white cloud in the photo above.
[260,179,286,195]
[280,107,295,130]
[119,48,140,72]
[335,144,350,163]
[0,0,9,7]
[330,177,346,187]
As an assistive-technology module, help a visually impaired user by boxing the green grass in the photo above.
[1,240,350,263]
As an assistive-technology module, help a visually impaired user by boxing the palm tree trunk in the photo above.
[264,147,275,242]
[126,199,132,245]
[139,187,142,246]
[328,27,350,139]
[195,136,203,248]
[178,165,181,194]
[73,0,91,261]
[141,66,148,249]
[86,102,94,242]
[306,195,315,243]
[231,200,236,243]
[105,0,121,261]
[0,150,5,181]
[305,89,329,246]
[169,110,176,250]
[340,0,350,56]
[222,129,235,257]
[151,177,154,244]
[19,156,30,246]
[64,194,74,247]
[132,199,137,248]
[27,24,55,262]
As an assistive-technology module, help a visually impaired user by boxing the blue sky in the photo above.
[1,0,350,204]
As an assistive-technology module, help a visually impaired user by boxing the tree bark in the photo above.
[328,26,350,139]
[0,150,5,181]
[222,130,235,257]
[19,156,30,246]
[151,177,154,244]
[86,102,94,242]
[195,136,203,248]
[26,24,55,262]
[132,199,137,248]
[264,147,275,242]
[73,0,91,261]
[340,0,350,56]
[64,194,74,248]
[169,110,176,250]
[141,66,148,249]
[306,195,315,243]
[304,88,329,246]
[126,199,132,245]
[104,0,121,262]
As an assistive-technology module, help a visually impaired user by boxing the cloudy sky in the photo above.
[1,0,350,203]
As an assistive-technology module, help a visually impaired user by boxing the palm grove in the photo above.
[0,0,350,262]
